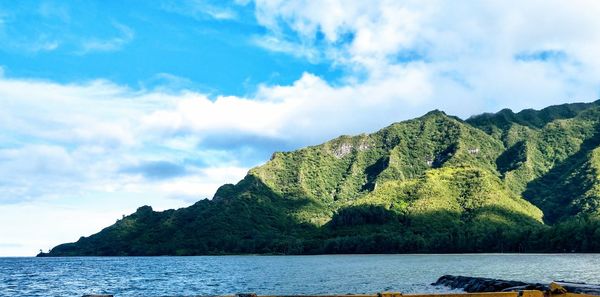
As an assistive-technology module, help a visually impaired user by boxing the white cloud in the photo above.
[251,35,320,62]
[155,166,249,202]
[31,39,59,51]
[0,35,61,53]
[141,67,433,145]
[251,0,600,112]
[79,22,134,53]
[253,0,431,69]
[161,1,239,21]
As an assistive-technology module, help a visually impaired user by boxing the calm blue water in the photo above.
[1,254,600,297]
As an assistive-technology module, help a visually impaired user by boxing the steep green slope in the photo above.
[243,111,510,225]
[42,101,600,256]
[468,103,600,223]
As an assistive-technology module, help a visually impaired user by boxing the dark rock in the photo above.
[433,275,600,295]
[433,275,527,292]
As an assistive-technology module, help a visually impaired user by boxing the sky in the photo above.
[1,0,600,256]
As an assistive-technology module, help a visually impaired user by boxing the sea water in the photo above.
[1,254,600,297]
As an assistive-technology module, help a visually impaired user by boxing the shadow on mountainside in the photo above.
[523,126,600,224]
[314,204,544,254]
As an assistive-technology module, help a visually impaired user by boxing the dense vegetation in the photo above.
[41,100,600,256]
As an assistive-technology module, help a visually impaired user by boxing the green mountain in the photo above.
[41,100,600,256]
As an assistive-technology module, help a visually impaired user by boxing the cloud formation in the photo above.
[161,0,240,21]
[252,0,600,109]
[79,22,135,53]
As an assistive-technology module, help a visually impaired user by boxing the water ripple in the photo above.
[1,254,600,297]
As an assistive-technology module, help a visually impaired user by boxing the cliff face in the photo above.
[43,100,600,256]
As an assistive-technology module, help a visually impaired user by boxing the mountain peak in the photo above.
[467,100,600,133]
[422,109,448,118]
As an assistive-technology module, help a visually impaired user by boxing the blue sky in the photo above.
[0,1,341,95]
[2,0,600,256]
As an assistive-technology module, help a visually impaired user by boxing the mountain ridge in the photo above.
[40,100,600,256]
